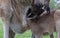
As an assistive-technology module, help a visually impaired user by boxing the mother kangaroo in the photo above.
[0,0,33,38]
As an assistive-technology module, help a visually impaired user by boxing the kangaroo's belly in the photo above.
[10,22,26,33]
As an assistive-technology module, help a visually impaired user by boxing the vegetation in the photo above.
[50,0,60,9]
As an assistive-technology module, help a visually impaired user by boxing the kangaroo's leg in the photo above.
[3,22,15,38]
[56,25,60,38]
[32,33,35,38]
[50,33,54,38]
[3,22,10,38]
[34,32,43,38]
[9,28,15,38]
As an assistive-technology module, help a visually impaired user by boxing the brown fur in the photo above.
[0,0,32,38]
[27,10,60,38]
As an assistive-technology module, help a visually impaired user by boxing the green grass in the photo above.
[16,30,32,38]
[0,19,56,38]
[0,20,3,38]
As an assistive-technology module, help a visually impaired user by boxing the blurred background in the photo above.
[50,0,60,9]
[0,0,60,38]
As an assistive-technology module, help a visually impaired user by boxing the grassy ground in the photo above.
[0,20,56,38]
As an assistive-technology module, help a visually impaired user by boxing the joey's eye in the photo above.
[27,8,31,15]
[26,8,31,17]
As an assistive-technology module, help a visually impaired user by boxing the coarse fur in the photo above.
[0,0,32,38]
